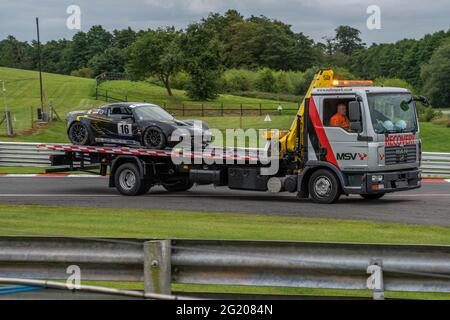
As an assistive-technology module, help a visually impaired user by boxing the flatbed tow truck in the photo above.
[39,69,422,203]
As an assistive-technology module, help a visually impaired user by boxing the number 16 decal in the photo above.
[118,123,132,136]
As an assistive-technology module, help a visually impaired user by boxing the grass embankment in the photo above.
[420,122,450,152]
[0,203,449,299]
[0,67,100,133]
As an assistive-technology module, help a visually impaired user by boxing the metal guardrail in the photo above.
[0,142,449,177]
[0,237,449,299]
[0,142,62,167]
[420,152,450,177]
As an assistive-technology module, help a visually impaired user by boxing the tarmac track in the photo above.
[0,177,449,226]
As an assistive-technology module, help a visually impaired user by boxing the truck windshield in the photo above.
[134,105,174,121]
[367,93,418,134]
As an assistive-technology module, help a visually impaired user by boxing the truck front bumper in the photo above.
[362,169,421,194]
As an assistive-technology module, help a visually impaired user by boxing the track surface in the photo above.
[0,177,449,226]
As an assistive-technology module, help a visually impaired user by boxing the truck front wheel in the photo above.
[162,177,193,192]
[308,169,341,204]
[115,163,152,196]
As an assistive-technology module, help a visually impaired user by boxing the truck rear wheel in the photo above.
[162,177,194,192]
[308,169,341,204]
[115,163,152,196]
[360,193,385,200]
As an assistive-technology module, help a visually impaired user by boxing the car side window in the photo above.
[107,106,131,118]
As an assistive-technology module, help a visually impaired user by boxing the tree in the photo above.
[350,30,450,88]
[0,36,34,69]
[86,25,113,57]
[113,27,137,49]
[180,23,223,100]
[88,47,125,76]
[223,14,317,71]
[126,27,182,96]
[421,43,450,107]
[333,25,365,55]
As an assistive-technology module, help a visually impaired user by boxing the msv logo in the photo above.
[337,152,367,161]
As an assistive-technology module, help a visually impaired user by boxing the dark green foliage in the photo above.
[201,11,319,71]
[333,25,365,55]
[0,36,34,69]
[350,30,450,89]
[88,47,125,75]
[421,43,450,107]
[180,23,223,100]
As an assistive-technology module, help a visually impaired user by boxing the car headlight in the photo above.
[371,175,383,183]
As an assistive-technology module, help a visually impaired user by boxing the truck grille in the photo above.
[385,145,417,165]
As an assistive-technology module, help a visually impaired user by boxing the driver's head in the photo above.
[337,103,347,116]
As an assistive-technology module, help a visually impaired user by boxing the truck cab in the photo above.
[300,84,421,203]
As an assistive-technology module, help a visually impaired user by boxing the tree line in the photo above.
[0,9,449,106]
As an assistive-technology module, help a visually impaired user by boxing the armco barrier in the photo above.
[0,236,449,299]
[0,142,449,177]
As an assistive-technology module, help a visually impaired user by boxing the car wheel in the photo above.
[68,122,91,145]
[143,127,167,149]
[360,193,385,200]
[308,169,341,204]
[162,177,194,192]
[115,163,152,196]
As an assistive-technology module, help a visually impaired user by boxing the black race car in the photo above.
[67,102,211,149]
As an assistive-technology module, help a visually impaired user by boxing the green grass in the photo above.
[421,122,450,151]
[0,203,449,299]
[68,281,450,300]
[0,204,449,244]
[0,67,101,133]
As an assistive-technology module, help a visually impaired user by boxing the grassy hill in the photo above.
[0,67,100,133]
[0,67,296,136]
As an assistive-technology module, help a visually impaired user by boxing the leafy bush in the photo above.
[419,106,442,122]
[255,68,276,92]
[333,67,357,80]
[233,91,303,103]
[374,77,415,93]
[171,71,191,90]
[221,69,256,92]
[70,68,94,78]
[275,72,294,94]
[292,67,316,95]
[432,114,450,127]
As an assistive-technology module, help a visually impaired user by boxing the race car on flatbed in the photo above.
[67,102,210,149]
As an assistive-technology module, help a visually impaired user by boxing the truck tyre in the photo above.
[162,177,194,192]
[115,163,151,196]
[308,169,341,204]
[360,193,385,200]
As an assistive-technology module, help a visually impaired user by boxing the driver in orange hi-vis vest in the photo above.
[329,103,351,131]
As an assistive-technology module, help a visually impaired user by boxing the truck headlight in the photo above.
[371,175,383,183]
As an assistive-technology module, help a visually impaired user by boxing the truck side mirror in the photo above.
[348,101,362,132]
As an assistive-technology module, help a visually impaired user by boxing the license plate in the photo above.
[395,180,408,188]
